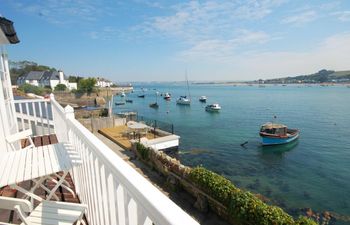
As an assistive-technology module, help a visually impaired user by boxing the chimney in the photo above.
[58,70,64,83]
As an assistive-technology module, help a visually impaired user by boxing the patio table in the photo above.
[0,142,81,202]
[127,121,149,139]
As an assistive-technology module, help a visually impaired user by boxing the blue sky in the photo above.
[1,0,350,82]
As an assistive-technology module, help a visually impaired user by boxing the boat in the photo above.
[199,96,207,102]
[137,94,145,98]
[150,91,159,108]
[176,96,190,105]
[149,102,159,108]
[177,71,191,105]
[120,91,126,97]
[205,103,221,112]
[259,122,299,146]
[125,99,133,103]
[115,102,125,106]
[164,93,171,100]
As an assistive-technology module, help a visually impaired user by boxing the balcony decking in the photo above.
[0,134,88,225]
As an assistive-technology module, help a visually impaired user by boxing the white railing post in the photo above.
[49,93,55,101]
[64,105,75,120]
[61,105,74,142]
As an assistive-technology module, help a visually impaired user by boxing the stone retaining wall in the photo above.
[131,143,238,224]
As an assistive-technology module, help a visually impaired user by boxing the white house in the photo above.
[96,77,113,87]
[17,70,77,90]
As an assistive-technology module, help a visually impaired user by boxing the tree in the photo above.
[54,84,67,91]
[78,78,97,94]
[9,60,56,84]
[68,75,84,83]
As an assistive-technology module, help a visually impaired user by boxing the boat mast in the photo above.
[186,69,191,100]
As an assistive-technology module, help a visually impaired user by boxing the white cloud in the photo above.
[281,10,317,25]
[87,27,122,40]
[180,30,271,61]
[319,2,340,11]
[332,11,350,22]
[132,0,164,9]
[143,0,285,43]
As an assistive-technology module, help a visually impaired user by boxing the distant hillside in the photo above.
[263,69,350,84]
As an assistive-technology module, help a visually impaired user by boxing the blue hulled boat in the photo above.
[259,123,299,146]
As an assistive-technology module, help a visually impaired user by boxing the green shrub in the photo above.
[189,167,314,225]
[54,84,67,91]
[78,78,96,94]
[295,216,317,225]
[18,83,45,95]
[136,143,150,161]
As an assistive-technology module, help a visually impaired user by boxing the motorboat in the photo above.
[164,93,171,100]
[205,103,221,112]
[199,96,207,102]
[137,94,145,98]
[120,91,126,97]
[115,102,125,106]
[125,99,133,103]
[176,96,191,105]
[259,123,299,146]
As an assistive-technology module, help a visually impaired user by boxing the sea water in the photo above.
[113,84,350,220]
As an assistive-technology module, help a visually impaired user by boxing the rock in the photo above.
[303,191,311,199]
[194,192,209,213]
[95,97,106,106]
[304,208,314,217]
[322,211,331,220]
[255,194,270,203]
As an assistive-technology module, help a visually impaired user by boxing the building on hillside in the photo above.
[95,77,113,87]
[17,70,77,90]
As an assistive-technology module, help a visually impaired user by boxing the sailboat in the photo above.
[149,91,159,108]
[176,71,191,105]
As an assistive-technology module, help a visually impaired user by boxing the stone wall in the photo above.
[131,143,238,224]
[54,87,133,107]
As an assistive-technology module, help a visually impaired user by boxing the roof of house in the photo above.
[24,71,45,80]
[0,17,20,44]
[40,71,67,81]
[18,71,67,81]
[96,77,112,82]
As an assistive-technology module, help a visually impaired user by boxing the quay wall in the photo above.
[131,143,318,225]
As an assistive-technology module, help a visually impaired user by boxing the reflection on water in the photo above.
[259,140,299,154]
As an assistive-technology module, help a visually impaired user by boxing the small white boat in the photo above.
[120,91,126,97]
[205,103,221,112]
[164,92,171,100]
[176,96,191,105]
[199,96,207,102]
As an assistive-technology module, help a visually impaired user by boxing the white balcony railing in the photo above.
[13,98,54,136]
[46,95,200,225]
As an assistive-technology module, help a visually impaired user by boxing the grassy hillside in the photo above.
[264,69,350,83]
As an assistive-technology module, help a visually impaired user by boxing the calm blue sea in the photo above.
[113,84,350,220]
